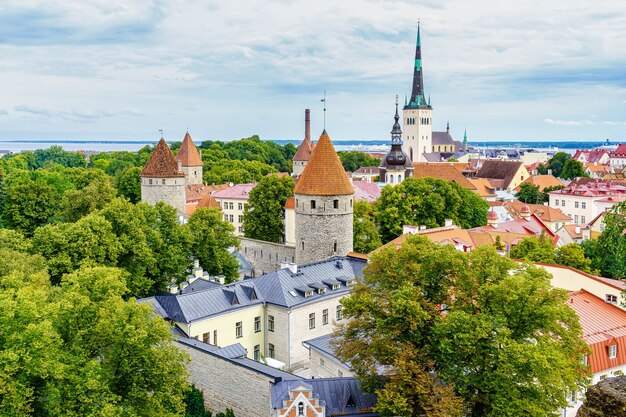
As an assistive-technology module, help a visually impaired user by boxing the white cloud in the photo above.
[543,118,595,126]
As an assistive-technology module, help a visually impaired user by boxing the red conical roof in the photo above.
[197,194,222,210]
[488,209,498,220]
[176,132,203,167]
[294,131,353,196]
[293,137,314,161]
[141,138,185,178]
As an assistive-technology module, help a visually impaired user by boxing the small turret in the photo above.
[487,208,498,226]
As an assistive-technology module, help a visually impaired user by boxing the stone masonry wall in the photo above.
[178,341,273,417]
[240,237,296,276]
[294,194,353,265]
[141,177,186,215]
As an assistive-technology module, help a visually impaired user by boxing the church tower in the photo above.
[294,130,354,264]
[379,97,413,184]
[176,132,203,185]
[402,23,433,163]
[140,138,186,215]
[292,109,314,178]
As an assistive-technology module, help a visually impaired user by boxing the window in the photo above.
[317,287,326,294]
[332,283,340,290]
[148,179,153,185]
[254,345,260,361]
[319,358,325,367]
[269,343,275,358]
[336,305,343,321]
[238,202,243,210]
[571,391,577,402]
[268,315,275,332]
[562,199,565,206]
[581,216,586,224]
[311,200,316,209]
[322,309,328,325]
[309,313,315,329]
[213,330,217,346]
[229,214,234,222]
[333,242,338,252]
[254,316,261,332]
[202,332,210,344]
[224,214,228,221]
[606,294,618,304]
[582,202,586,209]
[162,179,165,184]
[301,241,305,251]
[238,215,243,223]
[555,200,559,206]
[235,322,243,338]
[574,215,578,223]
[575,202,579,208]
[609,345,618,359]
[333,199,339,209]
[298,403,304,416]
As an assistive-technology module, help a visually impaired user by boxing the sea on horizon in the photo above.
[0,139,621,154]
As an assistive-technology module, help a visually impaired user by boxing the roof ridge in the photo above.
[141,138,185,178]
[176,132,203,167]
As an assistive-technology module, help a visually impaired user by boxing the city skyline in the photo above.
[1,0,625,142]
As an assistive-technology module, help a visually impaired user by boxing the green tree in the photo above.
[116,166,142,203]
[560,159,587,180]
[545,152,571,178]
[184,385,212,417]
[33,145,87,168]
[338,151,381,172]
[375,177,488,242]
[0,263,190,416]
[586,201,626,278]
[1,175,61,235]
[555,243,595,273]
[516,183,543,204]
[61,179,117,222]
[509,235,555,263]
[353,200,382,254]
[542,184,565,203]
[243,175,294,243]
[333,237,588,417]
[186,208,240,283]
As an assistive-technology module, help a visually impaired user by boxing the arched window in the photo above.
[310,200,316,209]
[389,174,394,183]
[298,403,304,416]
[333,241,338,252]
[398,174,402,183]
[333,199,339,209]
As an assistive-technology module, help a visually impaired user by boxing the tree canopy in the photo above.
[516,183,543,204]
[333,236,589,417]
[374,177,489,242]
[353,200,382,254]
[539,152,570,178]
[338,151,381,172]
[510,236,595,273]
[560,159,587,180]
[243,174,294,243]
[583,201,626,278]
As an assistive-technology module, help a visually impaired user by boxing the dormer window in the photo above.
[317,287,326,295]
[305,290,314,298]
[332,283,340,290]
[609,345,618,359]
[606,294,618,304]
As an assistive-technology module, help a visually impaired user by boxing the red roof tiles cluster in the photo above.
[140,138,185,178]
[294,131,354,196]
[176,132,203,167]
[293,136,315,161]
[573,149,610,163]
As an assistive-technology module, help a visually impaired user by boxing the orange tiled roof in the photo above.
[293,137,314,161]
[284,197,295,209]
[514,175,564,192]
[197,194,222,210]
[468,178,495,197]
[176,132,203,167]
[294,131,354,196]
[185,183,230,203]
[505,201,570,222]
[412,163,477,191]
[584,162,610,173]
[141,138,185,178]
[562,224,585,238]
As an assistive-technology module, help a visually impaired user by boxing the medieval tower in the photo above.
[379,98,413,184]
[140,138,186,215]
[402,23,432,163]
[176,132,203,185]
[294,130,354,264]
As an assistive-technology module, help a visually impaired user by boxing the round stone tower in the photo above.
[140,138,186,216]
[176,132,203,185]
[294,130,354,264]
[292,109,314,178]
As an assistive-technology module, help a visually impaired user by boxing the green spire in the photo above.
[463,129,468,150]
[417,20,421,47]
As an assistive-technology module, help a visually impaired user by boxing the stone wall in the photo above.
[141,176,186,215]
[240,237,295,276]
[181,165,203,185]
[178,341,274,417]
[294,194,353,265]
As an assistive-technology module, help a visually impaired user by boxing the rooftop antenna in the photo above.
[321,91,327,130]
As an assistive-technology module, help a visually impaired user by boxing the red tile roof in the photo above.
[213,183,257,200]
[568,290,626,373]
[514,175,564,192]
[294,131,354,196]
[475,160,525,189]
[352,181,380,203]
[293,137,314,161]
[197,194,222,210]
[141,138,185,178]
[176,132,203,167]
[284,197,295,209]
[412,163,477,191]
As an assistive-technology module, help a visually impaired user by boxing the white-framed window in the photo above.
[322,309,328,325]
[309,313,315,329]
[555,200,559,206]
[238,202,243,210]
[582,202,586,209]
[235,321,243,338]
[581,216,586,224]
[254,316,261,333]
[574,215,579,223]
[606,294,618,304]
[336,305,343,321]
[562,200,565,206]
[609,345,618,359]
[575,202,579,208]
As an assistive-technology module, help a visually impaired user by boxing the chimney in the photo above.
[419,225,427,231]
[305,109,311,141]
[281,262,298,274]
[188,274,198,284]
[168,283,179,294]
[193,259,200,269]
[548,169,553,176]
[575,226,581,235]
[444,219,453,227]
[180,281,189,291]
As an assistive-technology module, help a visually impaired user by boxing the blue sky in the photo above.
[0,0,625,142]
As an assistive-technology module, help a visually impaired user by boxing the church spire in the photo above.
[406,22,430,110]
[391,95,402,143]
[463,129,468,150]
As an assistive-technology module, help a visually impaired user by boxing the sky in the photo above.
[0,0,625,143]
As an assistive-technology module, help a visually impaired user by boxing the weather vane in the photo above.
[158,129,164,138]
[321,91,326,130]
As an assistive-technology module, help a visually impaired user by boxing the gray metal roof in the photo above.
[271,378,378,416]
[144,256,367,324]
[432,131,455,145]
[213,343,247,359]
[182,278,222,293]
[178,337,300,381]
[137,297,169,319]
[303,334,348,368]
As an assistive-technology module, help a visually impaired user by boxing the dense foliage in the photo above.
[333,236,589,417]
[338,151,381,172]
[510,236,595,273]
[583,201,626,278]
[353,200,382,254]
[560,159,587,180]
[374,177,489,242]
[243,174,295,243]
[516,183,544,204]
[538,151,570,178]
[183,385,236,417]
[0,253,189,416]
